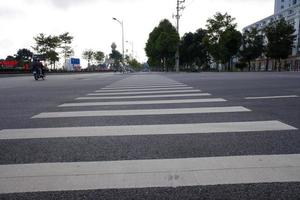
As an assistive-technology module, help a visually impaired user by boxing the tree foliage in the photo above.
[264,18,296,70]
[239,28,264,71]
[180,29,209,71]
[145,19,179,71]
[82,50,94,67]
[94,51,105,65]
[204,12,241,70]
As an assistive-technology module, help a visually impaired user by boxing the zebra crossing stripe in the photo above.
[103,85,187,90]
[88,90,201,96]
[1,154,300,194]
[59,98,227,107]
[95,87,194,92]
[76,93,211,100]
[31,106,250,119]
[0,121,296,140]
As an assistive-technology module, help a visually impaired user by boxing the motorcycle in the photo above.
[33,68,45,81]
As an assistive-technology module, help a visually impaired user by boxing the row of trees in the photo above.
[33,32,74,70]
[145,12,296,72]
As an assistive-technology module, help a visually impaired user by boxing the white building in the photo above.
[244,0,300,70]
[275,0,299,13]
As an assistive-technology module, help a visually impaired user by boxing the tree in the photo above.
[264,18,296,71]
[219,27,242,70]
[145,19,180,71]
[239,28,264,71]
[203,12,240,70]
[109,43,122,71]
[180,29,209,71]
[33,33,61,69]
[5,55,15,61]
[82,50,94,67]
[59,32,74,67]
[15,48,33,68]
[94,51,105,65]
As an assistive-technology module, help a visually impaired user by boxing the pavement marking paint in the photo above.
[87,90,201,96]
[59,98,227,107]
[0,121,296,140]
[95,87,194,92]
[245,95,299,100]
[76,93,211,100]
[31,106,250,119]
[103,84,188,90]
[1,154,300,194]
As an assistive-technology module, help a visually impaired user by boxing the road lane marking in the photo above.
[88,90,201,96]
[0,121,296,140]
[59,98,227,107]
[1,154,300,194]
[103,84,188,90]
[95,87,194,92]
[245,95,299,100]
[32,106,250,119]
[76,93,211,100]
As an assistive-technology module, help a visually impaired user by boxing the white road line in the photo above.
[95,87,194,92]
[32,106,250,119]
[76,93,211,100]
[103,85,187,90]
[59,98,227,107]
[0,121,296,140]
[1,154,300,194]
[245,95,299,100]
[88,90,201,96]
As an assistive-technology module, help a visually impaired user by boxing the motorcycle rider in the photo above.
[32,57,45,76]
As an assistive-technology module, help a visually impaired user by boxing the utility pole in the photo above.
[175,0,185,72]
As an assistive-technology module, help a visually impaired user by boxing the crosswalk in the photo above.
[0,74,299,197]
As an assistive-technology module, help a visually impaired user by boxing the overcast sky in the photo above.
[0,0,274,66]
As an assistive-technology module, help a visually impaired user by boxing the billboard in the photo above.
[71,58,80,65]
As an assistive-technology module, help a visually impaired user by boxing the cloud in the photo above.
[0,7,23,18]
[25,0,98,9]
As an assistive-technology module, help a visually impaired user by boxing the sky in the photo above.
[0,0,274,67]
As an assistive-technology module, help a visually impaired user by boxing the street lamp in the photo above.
[112,17,125,63]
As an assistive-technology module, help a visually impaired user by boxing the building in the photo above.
[243,0,300,70]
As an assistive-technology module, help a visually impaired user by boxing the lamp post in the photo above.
[112,17,125,63]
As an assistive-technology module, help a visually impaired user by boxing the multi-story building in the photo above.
[243,0,300,70]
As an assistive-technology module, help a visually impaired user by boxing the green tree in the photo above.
[33,33,61,69]
[59,32,74,67]
[203,12,240,70]
[145,19,179,71]
[109,43,123,71]
[82,49,94,67]
[180,29,209,71]
[219,27,242,70]
[239,28,264,71]
[94,51,105,65]
[15,48,33,68]
[264,18,296,71]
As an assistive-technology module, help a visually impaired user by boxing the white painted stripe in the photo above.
[95,87,194,92]
[32,107,250,119]
[245,95,299,100]
[1,154,300,194]
[88,90,201,96]
[59,98,227,107]
[103,85,187,90]
[76,93,211,100]
[0,121,296,140]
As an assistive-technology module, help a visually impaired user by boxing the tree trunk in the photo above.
[248,61,251,72]
[266,58,269,71]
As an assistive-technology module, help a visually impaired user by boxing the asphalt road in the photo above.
[0,72,299,199]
